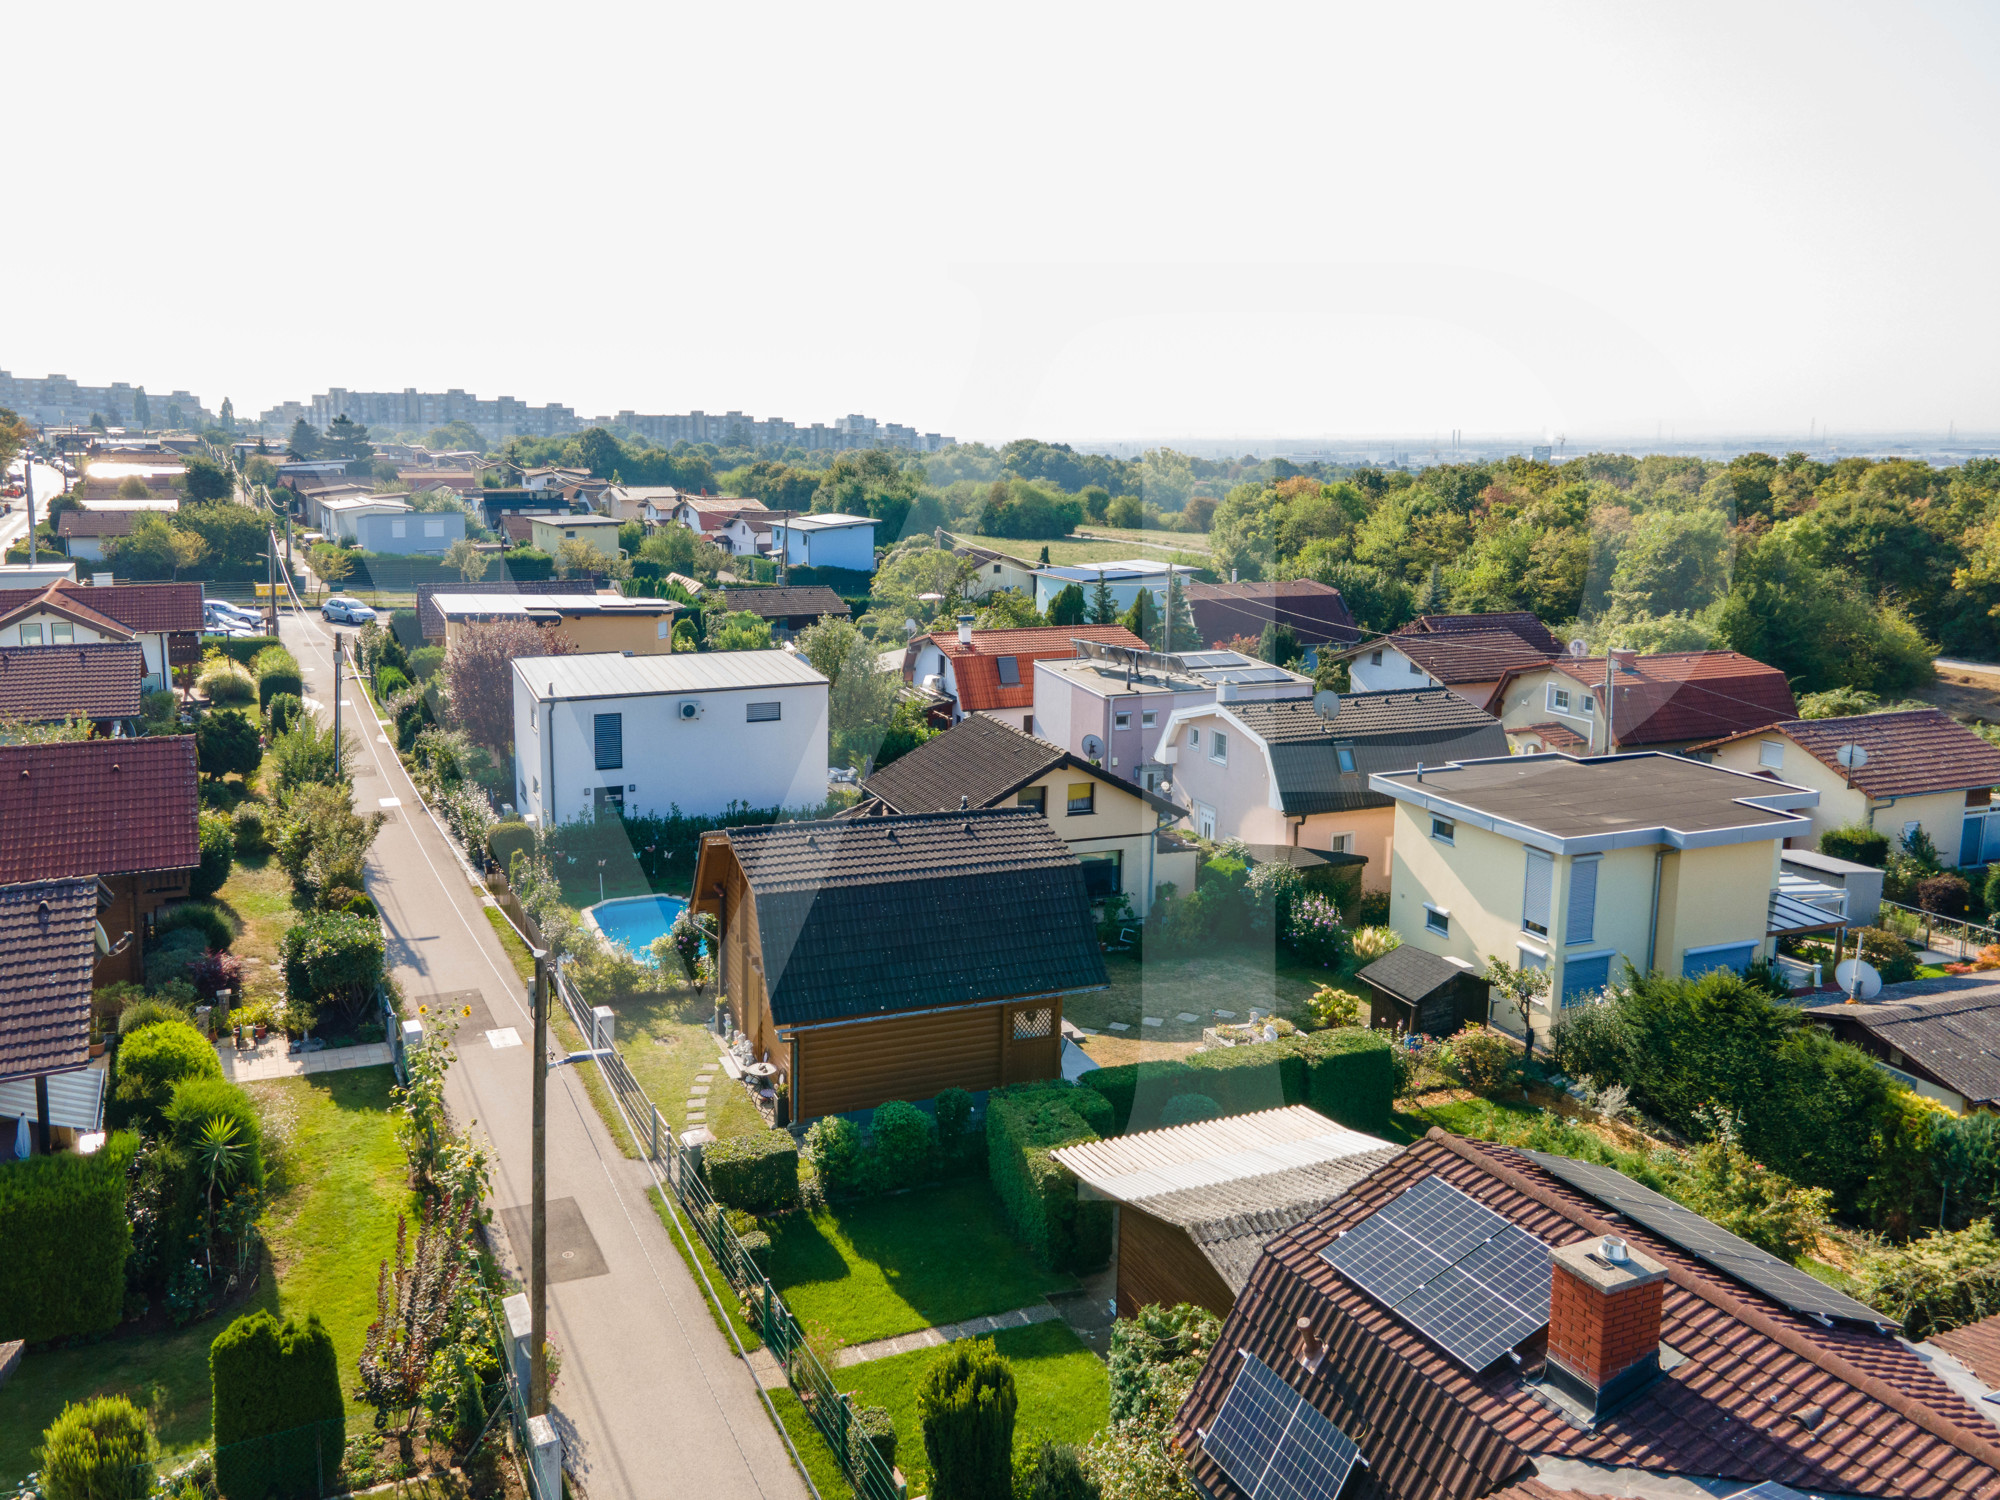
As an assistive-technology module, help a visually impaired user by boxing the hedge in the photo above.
[1077,1028,1393,1136]
[254,647,304,711]
[706,1129,801,1215]
[211,1312,345,1500]
[208,635,283,667]
[111,1019,222,1129]
[488,819,535,874]
[154,900,234,952]
[985,1082,1112,1273]
[0,1132,138,1342]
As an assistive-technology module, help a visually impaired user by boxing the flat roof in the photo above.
[434,593,676,619]
[771,512,874,530]
[516,648,827,701]
[530,512,621,526]
[1033,558,1201,581]
[1369,752,1818,854]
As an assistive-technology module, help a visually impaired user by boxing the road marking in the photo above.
[487,1027,522,1049]
[340,699,353,706]
[379,797,402,808]
[377,734,389,743]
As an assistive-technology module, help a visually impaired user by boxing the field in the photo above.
[950,531,1210,571]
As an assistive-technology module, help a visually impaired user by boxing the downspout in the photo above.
[544,684,557,829]
[1644,849,1666,974]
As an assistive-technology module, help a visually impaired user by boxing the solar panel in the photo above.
[1730,1485,1815,1500]
[1202,1353,1362,1500]
[1521,1151,1894,1328]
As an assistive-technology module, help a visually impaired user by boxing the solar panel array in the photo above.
[1521,1151,1893,1327]
[1204,1352,1362,1500]
[1321,1175,1552,1370]
[1178,651,1253,668]
[1730,1484,1815,1500]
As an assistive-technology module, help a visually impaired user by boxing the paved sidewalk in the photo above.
[216,1037,394,1082]
[282,612,808,1500]
[831,1302,1061,1367]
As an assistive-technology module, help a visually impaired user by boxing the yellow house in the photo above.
[1371,752,1831,1042]
[1692,709,2000,868]
[529,513,624,560]
[432,593,682,655]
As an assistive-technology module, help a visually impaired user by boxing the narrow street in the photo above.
[279,609,808,1500]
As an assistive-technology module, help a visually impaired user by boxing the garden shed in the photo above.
[1356,945,1486,1037]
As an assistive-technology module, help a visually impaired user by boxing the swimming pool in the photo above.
[585,894,689,963]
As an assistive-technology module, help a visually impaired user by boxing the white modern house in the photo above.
[769,513,877,572]
[511,649,830,825]
[1030,558,1201,616]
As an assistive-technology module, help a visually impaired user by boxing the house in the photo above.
[600,485,687,525]
[529,512,623,560]
[0,736,201,987]
[520,465,593,492]
[671,495,771,554]
[719,585,850,639]
[1035,640,1313,792]
[1050,1107,1398,1319]
[291,482,376,529]
[0,580,202,694]
[430,594,681,656]
[719,510,792,557]
[851,713,1196,917]
[1342,612,1562,704]
[1157,688,1509,890]
[1174,1129,2000,1500]
[57,508,137,562]
[1185,579,1361,655]
[475,490,572,533]
[906,622,1148,732]
[416,579,603,640]
[511,649,828,825]
[394,469,480,498]
[769,512,877,573]
[689,808,1108,1120]
[1031,558,1201,617]
[940,535,1039,600]
[321,496,466,555]
[0,643,146,731]
[0,876,104,1157]
[1805,983,2000,1114]
[1371,751,1839,1038]
[1485,649,1800,755]
[1691,708,2000,866]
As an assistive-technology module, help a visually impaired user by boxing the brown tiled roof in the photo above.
[0,580,206,634]
[860,713,1178,817]
[0,644,145,721]
[930,625,1148,712]
[1485,652,1801,748]
[1691,709,2000,799]
[1934,1314,2000,1389]
[0,877,100,1082]
[1176,1131,2000,1500]
[720,586,851,621]
[1513,719,1588,750]
[499,513,535,544]
[1186,579,1361,647]
[0,584,136,642]
[56,509,138,538]
[1408,612,1565,651]
[0,736,201,881]
[1392,629,1559,685]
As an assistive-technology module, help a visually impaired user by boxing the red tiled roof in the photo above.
[1391,629,1558,685]
[0,736,201,881]
[1512,719,1589,750]
[1934,1314,2000,1389]
[0,644,145,721]
[1690,709,2000,799]
[932,625,1147,711]
[0,584,137,641]
[0,580,205,634]
[1516,652,1799,747]
[1176,1131,2000,1500]
[0,877,100,1082]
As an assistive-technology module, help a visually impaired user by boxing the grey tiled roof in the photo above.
[720,807,1108,1026]
[1805,987,2000,1105]
[721,586,851,620]
[0,877,100,1082]
[1357,944,1474,1005]
[1227,689,1509,816]
[861,714,1180,817]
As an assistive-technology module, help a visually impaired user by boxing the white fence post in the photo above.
[526,1413,562,1500]
[591,1005,615,1056]
[503,1292,533,1401]
[398,1018,423,1084]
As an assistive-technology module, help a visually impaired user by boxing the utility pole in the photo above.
[531,946,550,1415]
[333,634,343,765]
[23,454,35,566]
[266,529,278,635]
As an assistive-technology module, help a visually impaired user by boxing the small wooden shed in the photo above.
[1356,946,1487,1037]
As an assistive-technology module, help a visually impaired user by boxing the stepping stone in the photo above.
[1214,1009,1237,1019]
[689,1084,710,1096]
[1108,1022,1131,1032]
[686,1111,706,1123]
[1141,1017,1164,1028]
[1177,1012,1200,1023]
[1073,1027,1099,1036]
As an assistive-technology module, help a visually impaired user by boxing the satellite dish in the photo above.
[1836,958,1882,1001]
[903,618,919,636]
[1567,638,1589,659]
[1313,689,1342,721]
[1835,744,1869,771]
[1082,735,1105,761]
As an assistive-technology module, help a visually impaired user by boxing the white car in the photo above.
[205,600,263,631]
[321,596,377,624]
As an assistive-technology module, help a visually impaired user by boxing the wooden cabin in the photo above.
[1355,945,1487,1038]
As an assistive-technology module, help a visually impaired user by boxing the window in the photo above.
[1023,714,1034,731]
[593,712,623,770]
[1757,739,1784,769]
[992,563,1002,574]
[1017,786,1046,814]
[1549,685,1571,713]
[390,517,409,538]
[1078,851,1122,902]
[1903,820,1921,843]
[996,656,1020,686]
[1142,710,1157,728]
[1114,711,1131,730]
[1325,833,1352,853]
[1431,816,1455,844]
[1196,802,1216,839]
[1562,951,1613,1005]
[1566,855,1600,944]
[424,517,445,537]
[19,624,41,645]
[1424,905,1450,936]
[1369,650,1383,665]
[564,529,576,539]
[1523,848,1553,937]
[1188,727,1201,749]
[51,621,73,644]
[1067,782,1095,815]
[746,702,782,722]
[530,702,537,731]
[1581,696,1594,715]
[1519,946,1549,972]
[1336,745,1356,773]
[1210,730,1229,764]
[1682,943,1756,980]
[658,619,671,639]
[1409,659,1423,675]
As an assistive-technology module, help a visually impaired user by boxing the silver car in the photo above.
[321,596,377,624]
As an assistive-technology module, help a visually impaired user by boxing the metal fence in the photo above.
[550,971,902,1500]
[1881,900,2000,964]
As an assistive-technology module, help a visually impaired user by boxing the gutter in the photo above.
[773,984,1108,1040]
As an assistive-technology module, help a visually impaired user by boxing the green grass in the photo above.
[0,1068,410,1482]
[213,849,304,1010]
[767,1181,1076,1351]
[836,1320,1109,1496]
[483,905,536,984]
[648,1186,762,1352]
[610,1003,764,1141]
[768,1389,855,1498]
[1386,1092,1540,1145]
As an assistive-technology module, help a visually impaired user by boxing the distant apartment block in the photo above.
[0,371,214,429]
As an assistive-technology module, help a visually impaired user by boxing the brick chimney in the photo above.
[1609,648,1640,674]
[1542,1236,1668,1419]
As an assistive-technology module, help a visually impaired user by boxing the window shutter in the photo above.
[1523,850,1553,934]
[1561,952,1612,1004]
[1566,857,1599,944]
[593,712,623,770]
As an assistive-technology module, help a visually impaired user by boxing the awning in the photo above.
[0,1066,105,1133]
[1769,889,1846,936]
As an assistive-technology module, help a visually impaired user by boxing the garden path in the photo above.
[830,1301,1061,1367]
[215,1037,395,1082]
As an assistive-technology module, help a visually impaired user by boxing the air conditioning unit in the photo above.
[678,699,703,721]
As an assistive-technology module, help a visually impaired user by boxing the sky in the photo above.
[8,0,2000,447]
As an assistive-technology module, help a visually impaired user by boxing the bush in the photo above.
[196,708,263,781]
[1855,926,1919,983]
[935,1086,974,1160]
[39,1395,153,1500]
[802,1115,866,1197]
[1284,892,1348,968]
[1306,984,1362,1029]
[1678,1129,1830,1262]
[872,1100,936,1190]
[207,635,282,666]
[210,1311,345,1500]
[1444,1026,1514,1093]
[1159,1093,1219,1126]
[1549,1001,1630,1084]
[985,1082,1113,1271]
[192,811,236,899]
[1819,824,1890,867]
[1856,1219,2000,1341]
[265,691,302,736]
[197,657,257,706]
[117,996,190,1037]
[279,910,385,1031]
[154,900,233,952]
[112,1019,221,1128]
[389,607,423,651]
[1918,872,1972,919]
[253,647,303,710]
[0,1134,137,1343]
[377,665,411,699]
[502,546,555,580]
[163,1077,265,1193]
[408,645,445,682]
[705,1129,801,1215]
[144,927,206,989]
[1024,1441,1100,1500]
[488,819,535,875]
[849,1404,898,1478]
[918,1338,1018,1500]
[1350,925,1401,961]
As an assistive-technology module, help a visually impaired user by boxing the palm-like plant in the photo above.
[192,1115,249,1266]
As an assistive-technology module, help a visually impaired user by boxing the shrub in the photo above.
[1082,1045,1300,1133]
[112,1019,221,1128]
[118,996,190,1037]
[389,607,423,651]
[1549,1001,1630,1084]
[985,1082,1113,1271]
[192,811,236,899]
[1856,1219,2000,1341]
[1159,1093,1220,1126]
[207,635,282,666]
[802,1115,866,1197]
[503,545,555,580]
[232,803,268,854]
[1306,984,1362,1029]
[1284,892,1348,968]
[1819,824,1889,867]
[737,1229,772,1275]
[872,1100,936,1190]
[265,691,302,736]
[1024,1441,1100,1500]
[210,1311,345,1500]
[1350,925,1401,961]
[1918,872,1972,919]
[377,665,411,699]
[1444,1026,1514,1093]
[1855,926,1919,983]
[705,1129,801,1215]
[196,708,263,781]
[39,1395,153,1500]
[1678,1128,1830,1262]
[0,1134,137,1343]
[919,1338,1018,1500]
[935,1086,974,1156]
[487,819,535,875]
[849,1404,897,1478]
[144,926,205,990]
[154,900,233,952]
[187,949,248,1001]
[279,910,385,1031]
[408,645,445,682]
[253,647,303,710]
[197,656,256,706]
[164,1077,265,1194]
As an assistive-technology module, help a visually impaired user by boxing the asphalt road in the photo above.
[279,610,808,1500]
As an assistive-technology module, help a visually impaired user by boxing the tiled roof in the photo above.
[0,586,136,642]
[417,578,600,638]
[1357,945,1474,1005]
[711,807,1107,1026]
[934,625,1147,711]
[41,581,201,634]
[720,586,851,621]
[1693,709,2000,799]
[0,877,100,1082]
[1514,719,1589,750]
[1804,988,2000,1106]
[499,513,535,544]
[0,736,201,881]
[1222,689,1509,816]
[0,644,145,721]
[1933,1315,2000,1389]
[1175,1132,2000,1500]
[1518,652,1801,747]
[56,509,138,538]
[861,714,1178,818]
[1392,629,1561,684]
[1408,612,1565,651]
[1185,579,1361,647]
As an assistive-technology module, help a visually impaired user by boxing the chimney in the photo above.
[1542,1235,1668,1419]
[957,613,974,646]
[1610,648,1639,675]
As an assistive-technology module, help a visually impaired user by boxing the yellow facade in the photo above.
[1006,766,1195,919]
[529,515,623,559]
[1707,734,1974,863]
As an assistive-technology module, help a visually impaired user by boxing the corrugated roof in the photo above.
[1053,1107,1391,1212]
[519,648,826,700]
[0,1062,104,1130]
[0,644,145,721]
[0,736,200,881]
[1805,988,2000,1105]
[0,877,101,1082]
[1223,689,1510,816]
[1694,710,2000,799]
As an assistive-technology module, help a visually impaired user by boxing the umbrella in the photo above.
[13,1115,28,1159]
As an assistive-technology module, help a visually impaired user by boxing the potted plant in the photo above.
[88,1021,105,1059]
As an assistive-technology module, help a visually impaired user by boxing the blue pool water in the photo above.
[588,894,689,962]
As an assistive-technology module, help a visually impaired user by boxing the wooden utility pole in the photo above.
[531,946,550,1415]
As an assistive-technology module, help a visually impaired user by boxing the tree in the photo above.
[919,1338,1018,1500]
[442,619,577,751]
[106,513,208,580]
[1484,954,1552,1057]
[182,455,233,504]
[0,712,93,744]
[709,611,774,652]
[268,713,354,792]
[1046,582,1087,627]
[319,416,372,461]
[39,1396,153,1500]
[132,388,151,429]
[1856,1219,2000,1340]
[974,590,1044,628]
[444,538,491,583]
[358,1200,475,1430]
[566,426,623,479]
[0,406,31,476]
[425,419,484,452]
[219,397,235,432]
[555,537,608,578]
[1256,622,1301,668]
[1088,572,1119,625]
[309,542,354,588]
[196,708,262,781]
[280,910,386,1029]
[797,614,903,769]
[1120,588,1159,645]
[1162,568,1196,650]
[287,419,319,459]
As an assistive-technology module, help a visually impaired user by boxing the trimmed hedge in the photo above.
[1296,1028,1397,1136]
[254,647,304,711]
[112,1019,222,1129]
[705,1128,801,1215]
[0,1132,138,1342]
[211,1311,345,1500]
[488,819,535,874]
[985,1082,1113,1273]
[154,900,233,952]
[1077,1028,1393,1136]
[208,635,282,666]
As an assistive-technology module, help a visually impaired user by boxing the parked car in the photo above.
[321,596,377,624]
[205,599,264,630]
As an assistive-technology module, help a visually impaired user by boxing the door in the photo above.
[1965,815,1988,868]
[1000,1000,1061,1086]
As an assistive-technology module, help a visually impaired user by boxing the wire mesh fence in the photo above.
[1881,899,2000,964]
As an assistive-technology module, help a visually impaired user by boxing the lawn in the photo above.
[766,1181,1077,1351]
[951,531,1209,571]
[0,1069,410,1483]
[836,1320,1109,1497]
[212,852,302,1012]
[1386,1091,1540,1145]
[610,1001,765,1141]
[1068,947,1348,1062]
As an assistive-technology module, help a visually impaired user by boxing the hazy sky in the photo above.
[10,1,2000,445]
